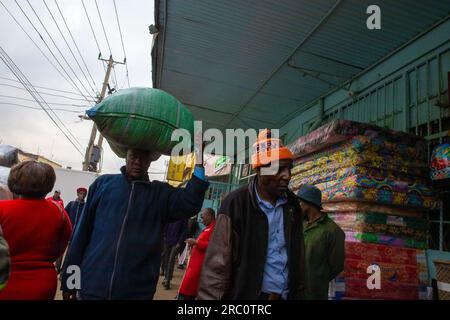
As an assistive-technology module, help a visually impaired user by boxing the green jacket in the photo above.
[303,214,345,300]
[0,224,10,292]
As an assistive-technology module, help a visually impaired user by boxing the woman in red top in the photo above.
[178,208,216,300]
[0,161,72,300]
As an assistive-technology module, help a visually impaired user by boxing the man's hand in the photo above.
[62,291,78,300]
[185,238,198,248]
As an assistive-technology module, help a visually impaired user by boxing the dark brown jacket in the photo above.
[197,178,305,300]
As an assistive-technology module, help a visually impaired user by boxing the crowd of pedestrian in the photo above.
[0,129,345,300]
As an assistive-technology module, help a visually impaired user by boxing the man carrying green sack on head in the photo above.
[61,144,209,300]
[0,225,10,292]
[297,184,345,300]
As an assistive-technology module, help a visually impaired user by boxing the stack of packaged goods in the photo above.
[288,120,436,300]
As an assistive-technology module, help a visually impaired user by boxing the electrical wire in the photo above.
[42,0,98,97]
[94,0,118,87]
[94,0,112,56]
[12,0,92,104]
[0,102,85,113]
[0,94,89,108]
[117,72,128,90]
[113,0,130,88]
[0,0,79,96]
[0,82,96,102]
[24,0,95,101]
[81,0,107,77]
[54,0,99,95]
[0,75,96,99]
[0,45,85,156]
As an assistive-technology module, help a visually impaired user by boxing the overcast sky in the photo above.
[0,0,169,179]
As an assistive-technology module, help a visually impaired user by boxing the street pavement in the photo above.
[55,265,185,300]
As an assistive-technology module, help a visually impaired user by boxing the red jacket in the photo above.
[0,199,72,300]
[179,221,215,297]
[46,196,64,208]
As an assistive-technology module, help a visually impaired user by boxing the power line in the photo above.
[81,0,107,77]
[42,0,98,97]
[94,0,112,57]
[0,102,85,114]
[0,1,76,93]
[0,46,86,152]
[0,82,96,102]
[0,49,85,153]
[0,45,84,156]
[117,72,128,90]
[0,76,96,99]
[26,0,95,100]
[94,0,118,87]
[0,94,89,108]
[111,64,119,89]
[1,51,86,154]
[12,0,92,104]
[24,0,95,101]
[113,0,130,88]
[54,0,99,95]
[81,0,102,59]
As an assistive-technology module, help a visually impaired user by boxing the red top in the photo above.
[0,199,72,300]
[179,221,215,297]
[46,196,64,208]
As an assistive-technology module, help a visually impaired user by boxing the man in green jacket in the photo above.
[297,184,345,300]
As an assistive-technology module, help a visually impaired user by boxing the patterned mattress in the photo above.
[333,242,428,300]
[322,201,424,218]
[292,142,428,178]
[288,119,427,161]
[328,212,428,241]
[290,166,432,195]
[345,231,427,249]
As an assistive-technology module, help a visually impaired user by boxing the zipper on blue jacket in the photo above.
[108,182,135,299]
[74,203,81,227]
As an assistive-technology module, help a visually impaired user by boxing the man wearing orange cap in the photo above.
[197,129,305,300]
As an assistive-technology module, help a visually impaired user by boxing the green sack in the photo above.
[87,88,194,158]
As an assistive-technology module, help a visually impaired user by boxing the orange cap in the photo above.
[251,129,293,169]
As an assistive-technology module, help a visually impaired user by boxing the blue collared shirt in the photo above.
[255,188,289,299]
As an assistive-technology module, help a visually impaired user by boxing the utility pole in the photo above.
[83,55,125,172]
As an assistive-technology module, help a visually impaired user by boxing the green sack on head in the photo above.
[87,88,194,158]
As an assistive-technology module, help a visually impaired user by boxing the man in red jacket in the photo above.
[177,208,216,300]
[46,189,64,208]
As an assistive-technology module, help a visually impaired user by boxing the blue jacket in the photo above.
[164,219,187,247]
[61,166,209,299]
[65,200,85,229]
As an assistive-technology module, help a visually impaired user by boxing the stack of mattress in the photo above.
[290,135,437,210]
[288,120,435,300]
[334,242,428,300]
